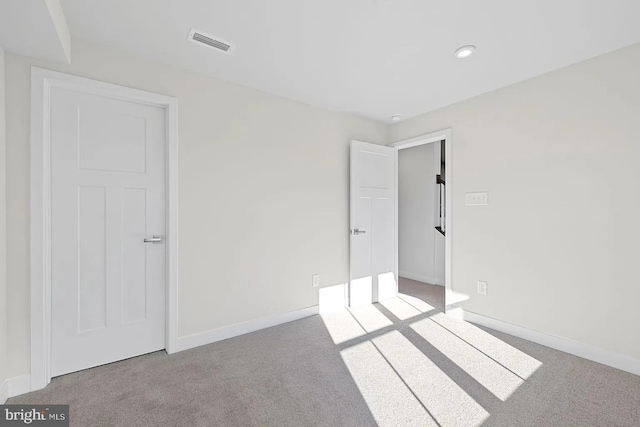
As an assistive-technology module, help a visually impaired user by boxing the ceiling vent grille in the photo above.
[187,29,233,53]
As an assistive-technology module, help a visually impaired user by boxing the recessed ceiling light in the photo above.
[454,45,476,59]
[391,114,402,122]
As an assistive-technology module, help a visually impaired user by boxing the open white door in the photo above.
[350,140,397,306]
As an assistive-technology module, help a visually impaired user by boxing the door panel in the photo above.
[122,188,148,324]
[51,87,166,376]
[351,197,372,280]
[78,110,147,173]
[350,141,397,306]
[77,186,107,332]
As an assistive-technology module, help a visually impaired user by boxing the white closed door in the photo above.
[350,140,397,306]
[50,86,166,376]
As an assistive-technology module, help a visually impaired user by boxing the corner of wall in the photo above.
[384,121,394,145]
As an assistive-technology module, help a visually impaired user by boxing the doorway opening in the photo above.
[391,130,451,311]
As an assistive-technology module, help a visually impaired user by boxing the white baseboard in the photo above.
[0,374,32,402]
[0,379,7,404]
[452,309,640,377]
[399,271,444,286]
[175,305,319,353]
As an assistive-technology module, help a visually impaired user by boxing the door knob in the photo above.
[143,235,164,244]
[351,229,366,235]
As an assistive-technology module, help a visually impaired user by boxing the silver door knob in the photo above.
[143,235,164,244]
[351,229,366,235]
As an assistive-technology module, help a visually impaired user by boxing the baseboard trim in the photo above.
[0,379,7,404]
[453,309,640,377]
[0,374,32,402]
[399,271,444,286]
[175,305,319,353]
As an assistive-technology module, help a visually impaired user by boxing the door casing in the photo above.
[390,129,453,311]
[30,67,179,392]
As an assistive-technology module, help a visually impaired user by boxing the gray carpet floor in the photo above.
[10,278,640,426]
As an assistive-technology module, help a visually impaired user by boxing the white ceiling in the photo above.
[57,0,640,122]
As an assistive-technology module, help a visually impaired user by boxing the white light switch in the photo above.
[312,274,320,287]
[465,192,488,206]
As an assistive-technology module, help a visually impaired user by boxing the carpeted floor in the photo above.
[10,278,640,426]
[397,277,445,311]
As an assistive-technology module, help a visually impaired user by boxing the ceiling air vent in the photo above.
[187,28,233,53]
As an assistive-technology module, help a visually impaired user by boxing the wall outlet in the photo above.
[477,280,488,295]
[312,274,320,287]
[465,192,488,206]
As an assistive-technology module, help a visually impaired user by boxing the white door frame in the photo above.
[390,128,453,311]
[30,67,179,391]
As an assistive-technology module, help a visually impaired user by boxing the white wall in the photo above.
[389,42,640,361]
[4,39,387,377]
[398,143,442,284]
[0,46,8,392]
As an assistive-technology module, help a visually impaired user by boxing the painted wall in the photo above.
[389,42,640,361]
[0,46,8,391]
[4,39,387,377]
[398,143,443,285]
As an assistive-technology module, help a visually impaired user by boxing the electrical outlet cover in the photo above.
[477,280,488,295]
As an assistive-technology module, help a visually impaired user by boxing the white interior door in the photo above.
[350,140,397,306]
[50,86,166,376]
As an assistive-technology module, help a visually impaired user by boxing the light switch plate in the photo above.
[465,192,488,206]
[312,274,320,287]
